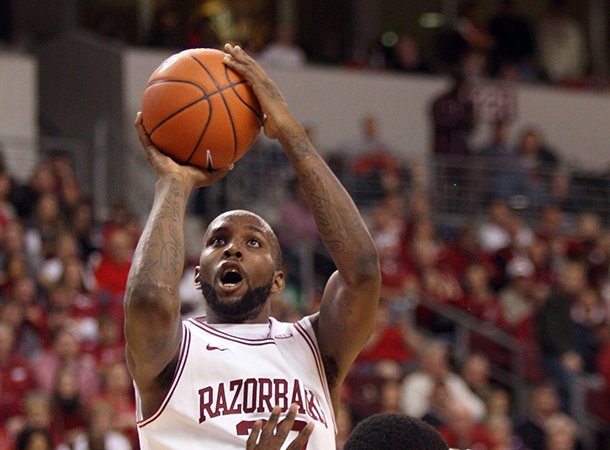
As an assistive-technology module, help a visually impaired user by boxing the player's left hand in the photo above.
[223,43,297,141]
[246,404,314,450]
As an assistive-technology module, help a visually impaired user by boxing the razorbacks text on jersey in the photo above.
[135,316,336,450]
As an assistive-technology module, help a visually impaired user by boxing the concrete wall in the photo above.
[123,51,610,169]
[0,50,37,180]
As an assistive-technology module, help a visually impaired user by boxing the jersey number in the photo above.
[236,419,309,449]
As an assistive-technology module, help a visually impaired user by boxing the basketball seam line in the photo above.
[187,51,238,165]
[222,65,264,126]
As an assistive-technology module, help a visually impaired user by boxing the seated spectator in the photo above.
[9,391,52,442]
[67,400,132,450]
[0,322,36,404]
[68,200,99,262]
[90,315,124,370]
[11,164,56,222]
[460,353,494,405]
[486,413,521,450]
[90,228,134,317]
[354,300,421,374]
[349,115,405,207]
[478,200,514,253]
[437,225,496,282]
[49,366,86,445]
[24,193,66,269]
[421,380,452,429]
[514,382,562,450]
[37,232,80,290]
[543,412,582,450]
[32,327,99,403]
[459,264,506,328]
[0,220,37,285]
[438,403,496,449]
[571,287,607,372]
[15,426,54,450]
[399,340,485,421]
[516,127,568,208]
[486,386,512,418]
[96,361,136,447]
[0,296,44,359]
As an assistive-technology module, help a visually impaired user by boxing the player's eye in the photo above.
[247,238,261,248]
[210,237,225,246]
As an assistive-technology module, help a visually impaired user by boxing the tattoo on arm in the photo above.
[128,178,188,295]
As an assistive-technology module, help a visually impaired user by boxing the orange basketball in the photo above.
[141,48,262,170]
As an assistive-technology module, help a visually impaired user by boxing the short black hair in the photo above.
[343,413,449,450]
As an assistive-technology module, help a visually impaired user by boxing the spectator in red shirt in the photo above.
[49,366,86,445]
[0,322,36,404]
[439,402,496,450]
[31,327,99,403]
[355,300,421,373]
[91,228,133,322]
[90,315,125,370]
[96,361,137,446]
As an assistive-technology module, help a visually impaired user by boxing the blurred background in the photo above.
[0,1,610,449]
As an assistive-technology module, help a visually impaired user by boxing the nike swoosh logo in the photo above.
[273,333,293,339]
[206,344,228,351]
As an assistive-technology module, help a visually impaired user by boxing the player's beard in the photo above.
[200,280,272,323]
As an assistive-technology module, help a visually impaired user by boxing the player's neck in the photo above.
[205,308,271,324]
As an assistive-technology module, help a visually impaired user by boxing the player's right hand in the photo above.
[246,404,314,450]
[135,112,232,189]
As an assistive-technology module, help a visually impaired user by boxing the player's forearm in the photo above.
[125,174,191,311]
[278,124,379,285]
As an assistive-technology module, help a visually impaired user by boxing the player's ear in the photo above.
[194,266,201,289]
[271,270,285,294]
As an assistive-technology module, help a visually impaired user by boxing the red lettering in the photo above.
[274,379,289,411]
[243,378,257,413]
[258,378,273,413]
[215,383,228,417]
[198,386,217,423]
[305,389,327,427]
[227,379,243,415]
[290,379,305,414]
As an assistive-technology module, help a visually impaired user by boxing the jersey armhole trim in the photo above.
[295,318,337,433]
[137,323,192,428]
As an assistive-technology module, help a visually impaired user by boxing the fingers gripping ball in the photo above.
[141,48,263,170]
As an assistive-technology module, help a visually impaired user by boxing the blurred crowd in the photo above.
[0,115,608,450]
[141,0,604,90]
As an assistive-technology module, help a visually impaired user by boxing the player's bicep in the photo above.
[124,290,183,386]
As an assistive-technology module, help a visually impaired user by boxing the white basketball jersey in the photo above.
[135,316,336,450]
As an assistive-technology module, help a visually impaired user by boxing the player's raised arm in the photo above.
[124,113,231,414]
[223,44,381,399]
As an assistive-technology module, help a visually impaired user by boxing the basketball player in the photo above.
[343,413,449,450]
[125,43,381,449]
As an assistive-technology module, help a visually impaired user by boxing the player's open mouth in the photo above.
[217,265,245,293]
